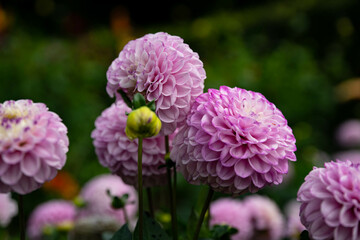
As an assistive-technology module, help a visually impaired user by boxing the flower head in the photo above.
[92,101,175,187]
[297,160,360,240]
[107,32,206,135]
[27,200,76,240]
[171,86,296,195]
[77,174,137,226]
[0,100,69,194]
[336,119,360,148]
[284,200,306,240]
[126,106,161,140]
[0,193,17,227]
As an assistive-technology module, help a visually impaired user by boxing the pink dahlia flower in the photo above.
[210,198,252,240]
[333,150,360,164]
[171,86,296,194]
[92,100,175,187]
[77,174,137,226]
[106,32,206,135]
[27,200,76,240]
[284,200,306,240]
[336,119,360,148]
[243,195,284,240]
[297,160,360,240]
[0,100,69,194]
[0,193,17,227]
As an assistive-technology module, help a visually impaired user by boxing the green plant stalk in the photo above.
[192,187,214,240]
[19,194,25,240]
[138,137,143,240]
[146,188,155,218]
[165,135,178,240]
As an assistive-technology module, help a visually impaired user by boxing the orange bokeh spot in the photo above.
[43,171,80,200]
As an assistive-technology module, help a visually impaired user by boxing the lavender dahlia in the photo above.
[106,32,206,135]
[92,100,175,187]
[0,100,69,194]
[0,193,17,227]
[171,86,296,194]
[297,160,360,240]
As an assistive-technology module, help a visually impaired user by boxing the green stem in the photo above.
[18,194,25,240]
[192,188,214,240]
[146,188,155,218]
[138,137,143,240]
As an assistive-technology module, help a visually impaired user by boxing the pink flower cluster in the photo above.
[0,193,17,227]
[171,86,296,195]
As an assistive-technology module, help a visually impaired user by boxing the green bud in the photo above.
[125,106,161,140]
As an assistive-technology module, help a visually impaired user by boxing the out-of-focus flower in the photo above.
[77,174,137,227]
[125,106,161,140]
[43,171,79,199]
[210,198,252,240]
[106,32,206,135]
[27,200,76,240]
[92,101,175,187]
[171,86,296,195]
[0,100,69,194]
[244,195,284,240]
[284,200,305,240]
[297,160,360,240]
[0,193,17,227]
[333,150,360,164]
[335,119,360,148]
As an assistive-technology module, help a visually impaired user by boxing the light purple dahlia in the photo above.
[284,200,306,240]
[336,119,360,148]
[106,32,206,135]
[77,174,138,226]
[210,198,252,240]
[27,200,76,240]
[171,86,296,194]
[0,193,17,227]
[92,100,176,187]
[297,160,360,240]
[0,100,69,194]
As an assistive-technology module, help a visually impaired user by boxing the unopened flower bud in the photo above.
[125,106,161,140]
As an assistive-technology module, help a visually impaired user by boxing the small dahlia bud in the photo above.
[125,106,161,140]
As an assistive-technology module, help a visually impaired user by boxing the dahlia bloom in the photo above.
[336,119,360,147]
[27,200,76,240]
[0,100,69,194]
[284,200,306,240]
[106,32,206,135]
[77,174,137,226]
[297,160,360,240]
[333,150,360,164]
[243,195,284,240]
[209,198,252,240]
[171,86,296,194]
[92,101,175,187]
[0,193,17,227]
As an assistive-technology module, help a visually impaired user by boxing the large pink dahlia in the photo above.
[0,100,69,194]
[92,100,175,187]
[0,193,17,227]
[171,86,296,194]
[106,32,206,135]
[297,160,360,240]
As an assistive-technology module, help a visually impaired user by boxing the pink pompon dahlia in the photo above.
[77,174,137,226]
[106,32,206,135]
[336,119,360,148]
[171,86,296,195]
[0,193,17,227]
[92,100,175,187]
[243,195,284,240]
[210,198,252,240]
[0,100,69,194]
[27,200,76,240]
[297,160,360,240]
[284,200,306,240]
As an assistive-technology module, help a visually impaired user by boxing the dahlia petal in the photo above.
[309,217,333,239]
[201,146,220,161]
[1,165,22,185]
[234,160,254,178]
[248,156,271,173]
[321,199,341,227]
[2,151,23,164]
[157,106,179,123]
[0,159,9,175]
[339,205,358,227]
[12,176,40,195]
[334,225,353,240]
[20,153,41,177]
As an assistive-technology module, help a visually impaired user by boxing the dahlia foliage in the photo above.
[0,100,69,194]
[297,160,360,240]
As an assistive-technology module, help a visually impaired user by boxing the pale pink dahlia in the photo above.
[0,193,17,227]
[106,32,206,135]
[171,86,296,194]
[243,195,284,240]
[210,198,252,240]
[0,100,69,194]
[297,160,360,240]
[336,119,360,148]
[77,174,137,226]
[92,100,175,187]
[27,200,76,240]
[284,200,306,240]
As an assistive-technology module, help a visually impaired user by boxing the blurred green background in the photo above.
[1,0,360,238]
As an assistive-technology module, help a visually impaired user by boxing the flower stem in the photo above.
[18,194,25,240]
[138,137,143,240]
[192,187,214,240]
[165,135,177,240]
[146,188,154,218]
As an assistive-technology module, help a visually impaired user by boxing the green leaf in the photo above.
[133,93,146,109]
[118,89,133,109]
[110,224,132,240]
[133,212,170,240]
[147,100,156,112]
[210,225,238,240]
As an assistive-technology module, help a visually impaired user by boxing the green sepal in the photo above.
[147,100,156,112]
[110,224,132,240]
[133,93,146,109]
[118,89,133,109]
[107,190,129,209]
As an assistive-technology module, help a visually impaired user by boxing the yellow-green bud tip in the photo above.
[125,106,161,140]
